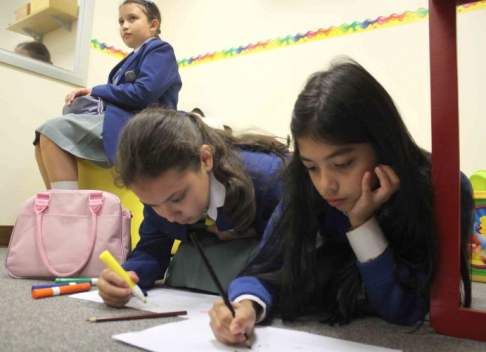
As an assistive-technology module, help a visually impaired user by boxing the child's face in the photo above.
[298,137,379,213]
[130,149,213,225]
[118,4,158,49]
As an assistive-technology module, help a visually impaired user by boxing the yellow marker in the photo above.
[99,250,146,304]
[205,218,215,226]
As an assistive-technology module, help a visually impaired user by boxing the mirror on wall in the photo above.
[0,0,94,86]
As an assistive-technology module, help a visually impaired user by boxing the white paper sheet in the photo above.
[113,317,401,352]
[70,287,217,319]
[73,288,400,352]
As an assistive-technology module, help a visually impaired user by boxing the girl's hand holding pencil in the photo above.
[188,232,252,348]
[209,299,257,346]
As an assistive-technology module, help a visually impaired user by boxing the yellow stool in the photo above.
[78,160,180,253]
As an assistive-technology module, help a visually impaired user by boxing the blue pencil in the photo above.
[31,282,92,291]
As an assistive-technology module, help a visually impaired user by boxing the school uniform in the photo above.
[35,38,182,165]
[122,150,286,292]
[228,173,474,326]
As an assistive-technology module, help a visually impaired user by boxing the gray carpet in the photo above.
[1,247,486,351]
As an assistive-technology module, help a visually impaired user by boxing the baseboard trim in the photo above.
[0,226,13,246]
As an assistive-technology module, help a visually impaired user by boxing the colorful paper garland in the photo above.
[90,2,486,68]
[91,39,128,60]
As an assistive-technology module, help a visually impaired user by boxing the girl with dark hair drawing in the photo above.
[97,108,289,307]
[209,59,474,346]
[34,0,181,190]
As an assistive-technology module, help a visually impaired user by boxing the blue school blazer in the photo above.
[91,39,182,162]
[122,150,286,289]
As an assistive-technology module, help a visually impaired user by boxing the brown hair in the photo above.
[15,41,52,64]
[117,108,288,232]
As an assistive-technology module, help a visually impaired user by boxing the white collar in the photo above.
[207,172,226,221]
[134,37,155,53]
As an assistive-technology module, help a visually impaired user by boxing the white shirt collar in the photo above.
[134,37,155,53]
[207,172,226,220]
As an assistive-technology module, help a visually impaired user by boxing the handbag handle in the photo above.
[34,192,103,277]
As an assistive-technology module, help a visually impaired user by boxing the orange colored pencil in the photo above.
[32,282,92,299]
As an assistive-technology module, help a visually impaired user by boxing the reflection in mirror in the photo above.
[0,0,94,86]
[2,0,78,70]
[14,41,53,64]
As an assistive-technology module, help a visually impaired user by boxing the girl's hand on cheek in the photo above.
[348,165,400,229]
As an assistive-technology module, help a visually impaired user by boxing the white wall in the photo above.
[159,0,485,178]
[0,0,485,225]
[161,0,431,142]
[457,8,486,180]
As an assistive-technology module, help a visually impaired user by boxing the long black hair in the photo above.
[117,108,288,232]
[243,58,472,324]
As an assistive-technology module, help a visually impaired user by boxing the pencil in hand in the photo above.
[188,232,252,349]
[88,310,187,322]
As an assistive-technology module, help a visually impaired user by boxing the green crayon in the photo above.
[55,278,98,285]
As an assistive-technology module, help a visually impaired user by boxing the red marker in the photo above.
[31,282,92,299]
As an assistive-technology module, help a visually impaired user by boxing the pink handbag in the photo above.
[5,190,131,279]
